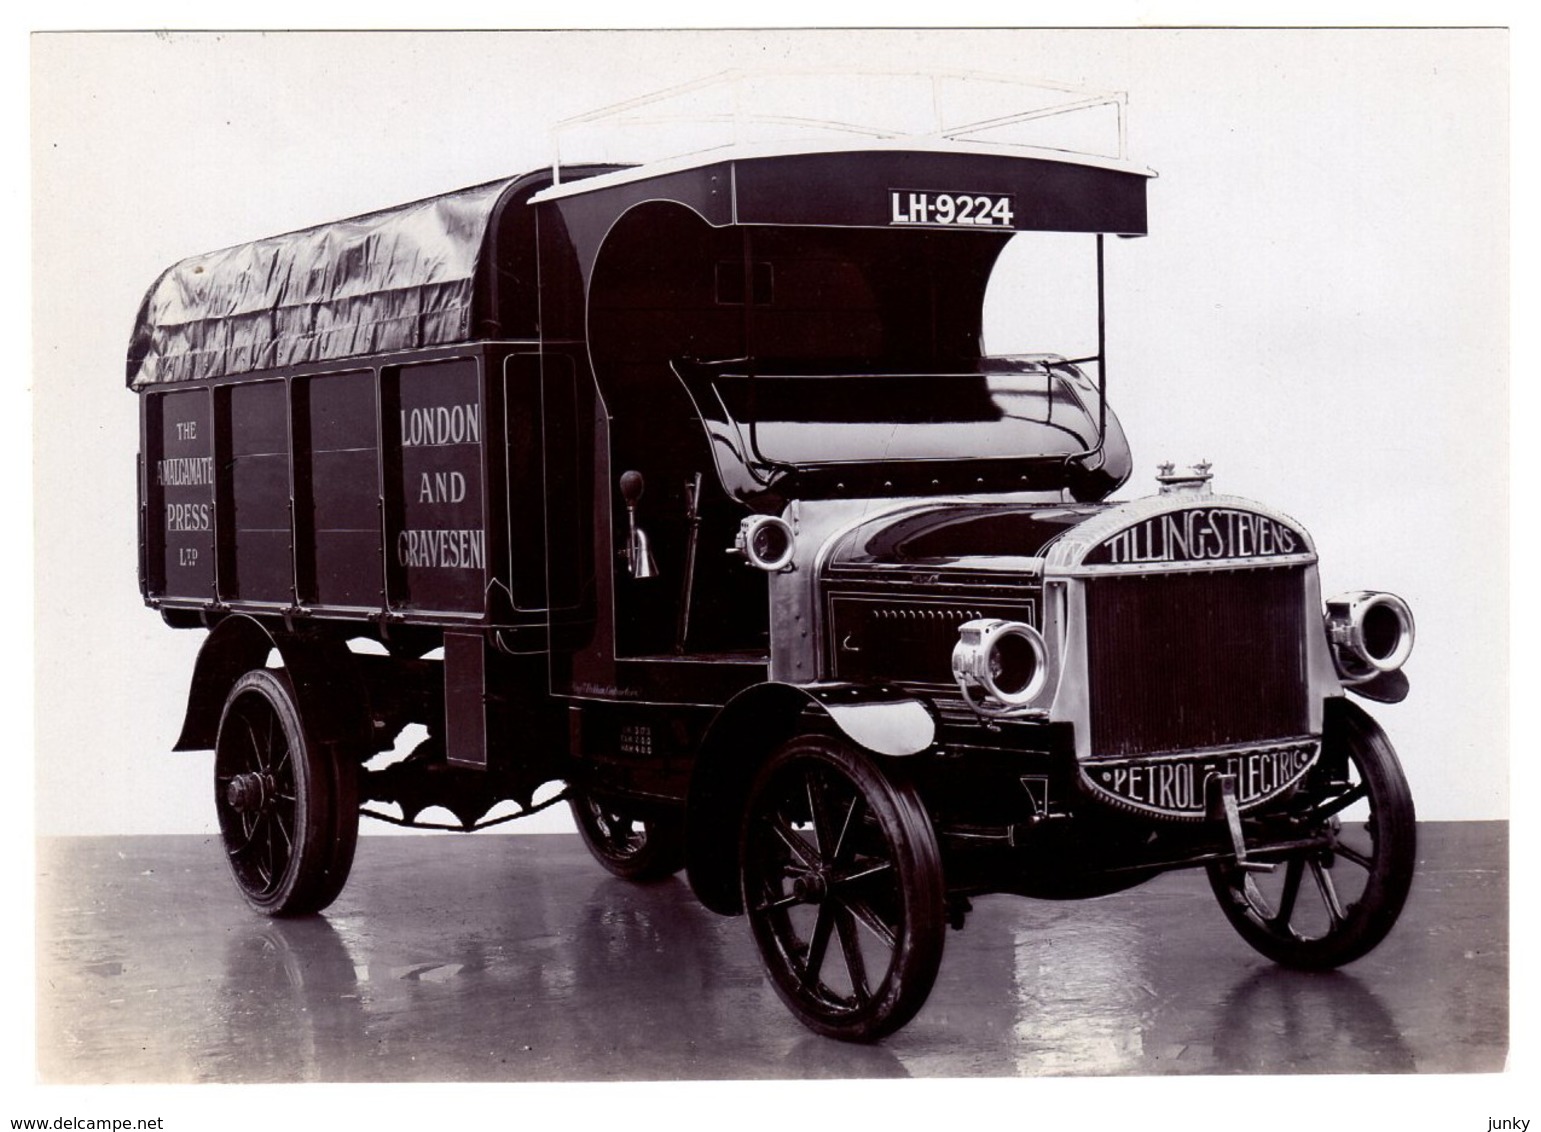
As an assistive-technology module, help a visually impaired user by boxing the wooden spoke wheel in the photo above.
[1207,699,1416,969]
[739,736,946,1042]
[569,792,685,882]
[214,669,359,916]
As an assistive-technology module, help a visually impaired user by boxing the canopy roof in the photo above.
[127,173,546,388]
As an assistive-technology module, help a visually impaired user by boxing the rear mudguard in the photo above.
[172,615,371,755]
[684,682,937,915]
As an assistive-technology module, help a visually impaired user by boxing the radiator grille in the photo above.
[1085,567,1308,758]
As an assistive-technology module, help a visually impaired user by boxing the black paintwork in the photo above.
[130,144,1367,915]
[827,501,1107,570]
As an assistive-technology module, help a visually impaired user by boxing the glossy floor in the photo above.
[36,823,1506,1082]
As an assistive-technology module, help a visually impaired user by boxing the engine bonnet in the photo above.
[822,494,1316,577]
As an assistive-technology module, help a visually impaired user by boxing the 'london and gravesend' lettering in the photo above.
[399,397,484,574]
[397,528,485,570]
[401,403,480,447]
[1095,508,1300,566]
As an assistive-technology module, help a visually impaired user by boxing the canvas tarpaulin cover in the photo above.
[126,177,521,388]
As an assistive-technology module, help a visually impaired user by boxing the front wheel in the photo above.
[214,669,359,915]
[1207,699,1416,968]
[739,736,946,1042]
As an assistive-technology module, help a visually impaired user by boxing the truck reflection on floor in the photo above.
[200,874,912,1083]
[213,919,367,1083]
[1212,968,1415,1074]
[34,829,1504,1082]
[209,872,761,1082]
[999,893,1423,1077]
[201,881,1422,1081]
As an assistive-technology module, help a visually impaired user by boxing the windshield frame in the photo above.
[672,354,1121,505]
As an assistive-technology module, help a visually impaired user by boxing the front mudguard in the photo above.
[1344,669,1410,704]
[684,682,937,915]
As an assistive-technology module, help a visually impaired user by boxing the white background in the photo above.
[31,30,1507,839]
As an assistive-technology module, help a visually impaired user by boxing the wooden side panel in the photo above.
[221,380,293,604]
[382,358,489,616]
[143,388,216,600]
[138,344,532,629]
[295,370,382,609]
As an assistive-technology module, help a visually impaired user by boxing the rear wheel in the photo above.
[740,736,946,1042]
[569,792,685,882]
[214,669,359,915]
[1207,699,1415,968]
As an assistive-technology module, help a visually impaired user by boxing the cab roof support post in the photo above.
[1097,233,1107,453]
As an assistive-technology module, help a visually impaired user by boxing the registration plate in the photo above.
[889,189,1016,229]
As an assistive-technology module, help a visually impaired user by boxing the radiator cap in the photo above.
[1156,460,1214,497]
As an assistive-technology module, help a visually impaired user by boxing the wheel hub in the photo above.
[226,772,271,814]
[792,870,831,904]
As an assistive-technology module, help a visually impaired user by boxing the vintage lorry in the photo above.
[129,75,1416,1041]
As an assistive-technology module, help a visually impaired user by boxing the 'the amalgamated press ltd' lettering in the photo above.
[158,454,216,531]
[159,452,214,533]
[165,503,212,531]
[156,456,215,486]
[1092,507,1302,566]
